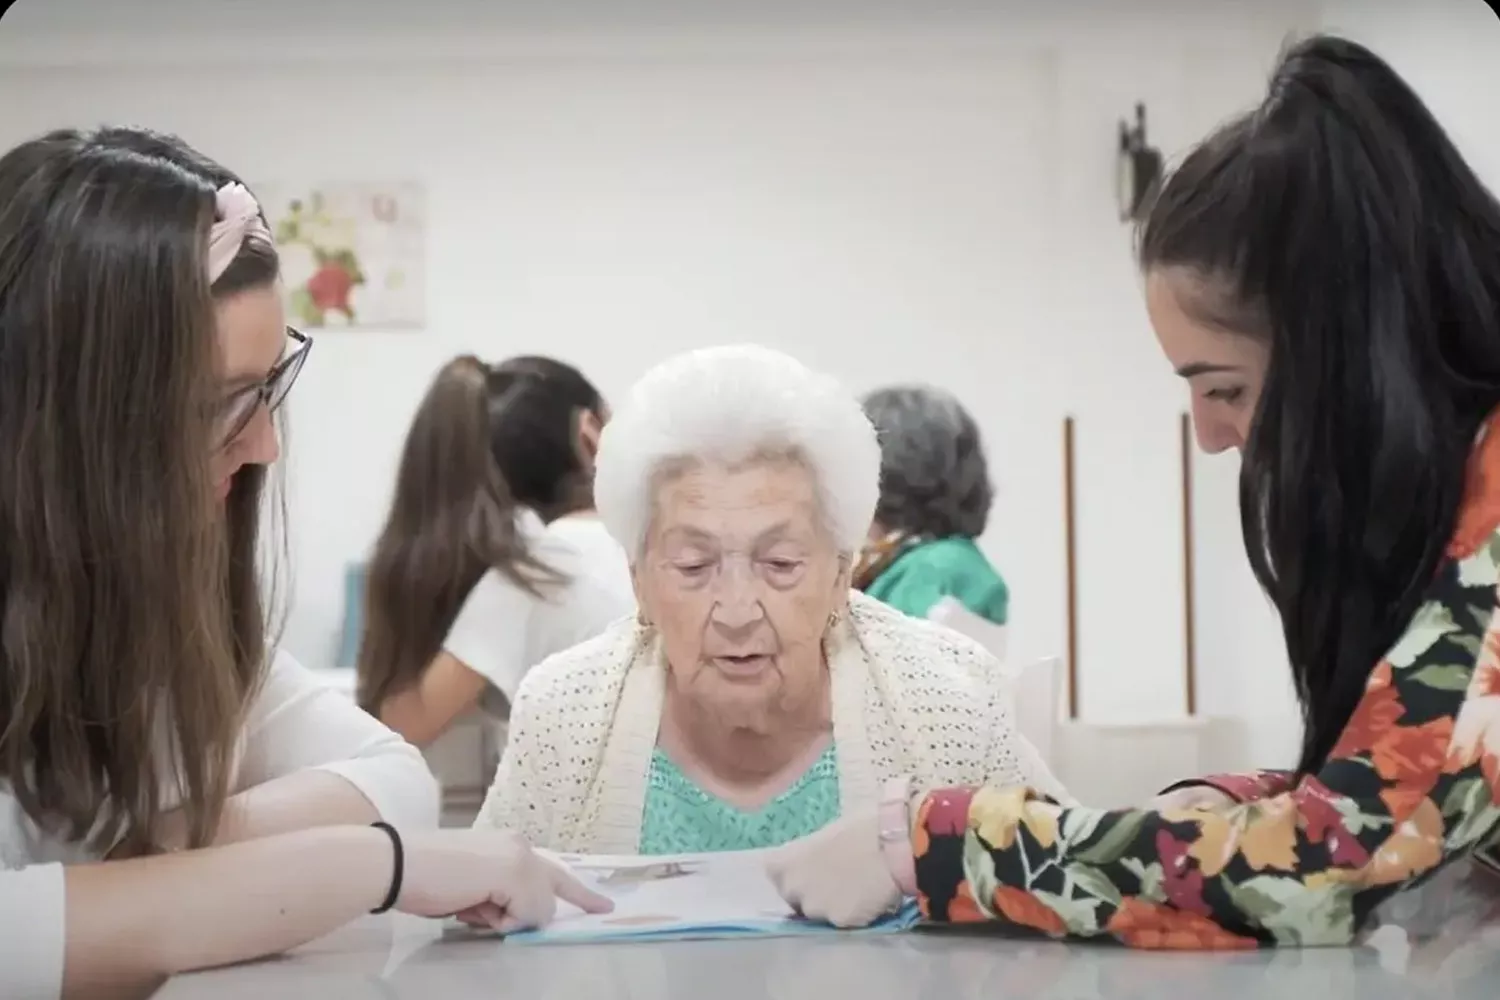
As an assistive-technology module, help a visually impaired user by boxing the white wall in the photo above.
[0,0,1325,740]
[1321,0,1500,183]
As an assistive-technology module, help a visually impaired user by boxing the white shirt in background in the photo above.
[0,651,439,1000]
[443,510,635,716]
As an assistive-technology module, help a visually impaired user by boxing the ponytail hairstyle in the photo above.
[1139,34,1500,775]
[357,356,561,711]
[486,355,608,521]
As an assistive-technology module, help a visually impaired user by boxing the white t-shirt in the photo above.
[0,651,439,999]
[443,511,634,713]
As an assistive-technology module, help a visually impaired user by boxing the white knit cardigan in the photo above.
[474,591,1066,852]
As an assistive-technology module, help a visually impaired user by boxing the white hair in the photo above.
[595,344,880,559]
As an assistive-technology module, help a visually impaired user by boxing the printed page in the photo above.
[529,849,799,938]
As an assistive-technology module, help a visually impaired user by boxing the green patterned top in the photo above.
[865,536,1010,625]
[637,745,841,855]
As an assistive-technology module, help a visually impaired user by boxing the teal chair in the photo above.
[341,558,497,822]
[337,563,366,669]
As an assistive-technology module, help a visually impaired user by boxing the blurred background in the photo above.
[2,0,1496,804]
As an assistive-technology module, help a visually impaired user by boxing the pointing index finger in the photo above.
[549,864,615,915]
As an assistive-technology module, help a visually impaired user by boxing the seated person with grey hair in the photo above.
[474,345,1064,855]
[854,386,1009,625]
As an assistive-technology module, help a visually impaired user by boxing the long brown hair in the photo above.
[0,127,279,855]
[357,356,564,712]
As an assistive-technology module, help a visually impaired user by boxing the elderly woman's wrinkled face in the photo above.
[636,456,848,716]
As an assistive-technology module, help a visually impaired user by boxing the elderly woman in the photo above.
[856,385,1008,625]
[473,345,1063,854]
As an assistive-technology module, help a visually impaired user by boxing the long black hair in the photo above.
[486,355,606,520]
[1139,34,1500,775]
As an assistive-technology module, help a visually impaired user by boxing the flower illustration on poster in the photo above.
[254,182,425,329]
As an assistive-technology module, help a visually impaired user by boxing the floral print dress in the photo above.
[912,414,1500,949]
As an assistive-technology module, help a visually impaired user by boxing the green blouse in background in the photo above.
[637,746,841,855]
[863,536,1009,625]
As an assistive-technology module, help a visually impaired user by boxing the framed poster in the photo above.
[256,181,426,329]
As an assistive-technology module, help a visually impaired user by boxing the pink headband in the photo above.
[207,183,273,284]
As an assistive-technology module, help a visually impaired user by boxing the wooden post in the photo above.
[1063,416,1079,720]
[1180,413,1198,716]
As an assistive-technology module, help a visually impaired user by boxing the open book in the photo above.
[504,849,921,944]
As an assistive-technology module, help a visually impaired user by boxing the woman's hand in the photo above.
[1147,784,1237,812]
[765,806,904,929]
[398,830,613,933]
[107,820,612,936]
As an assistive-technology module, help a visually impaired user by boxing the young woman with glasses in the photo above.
[0,127,607,999]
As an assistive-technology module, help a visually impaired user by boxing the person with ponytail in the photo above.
[358,354,634,747]
[0,129,609,999]
[766,34,1500,947]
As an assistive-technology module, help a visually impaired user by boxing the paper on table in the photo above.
[505,849,919,944]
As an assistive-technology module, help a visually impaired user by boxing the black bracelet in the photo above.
[370,821,403,915]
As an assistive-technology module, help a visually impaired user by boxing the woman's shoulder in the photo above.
[466,565,541,613]
[870,537,1008,624]
[246,647,346,707]
[509,615,643,710]
[846,591,996,688]
[533,515,635,600]
[541,512,618,550]
[537,514,625,566]
[844,592,1017,786]
[892,537,1004,585]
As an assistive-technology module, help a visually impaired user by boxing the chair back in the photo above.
[926,597,1058,765]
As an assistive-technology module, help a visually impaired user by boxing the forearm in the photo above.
[151,772,388,851]
[912,762,1494,948]
[377,653,488,749]
[63,826,392,996]
[911,787,1270,946]
[213,771,383,845]
[377,687,459,748]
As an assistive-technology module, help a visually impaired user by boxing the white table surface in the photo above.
[150,911,1500,1000]
[182,670,1496,997]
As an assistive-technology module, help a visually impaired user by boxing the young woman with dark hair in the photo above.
[0,128,607,998]
[358,354,634,746]
[769,34,1500,947]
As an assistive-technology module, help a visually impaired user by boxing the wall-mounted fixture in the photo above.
[1116,102,1163,224]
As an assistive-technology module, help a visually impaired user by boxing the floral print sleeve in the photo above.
[913,450,1500,948]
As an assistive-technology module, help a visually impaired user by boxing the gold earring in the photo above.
[826,609,841,631]
[637,609,652,628]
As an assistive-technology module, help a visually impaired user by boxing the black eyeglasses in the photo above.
[216,326,312,448]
